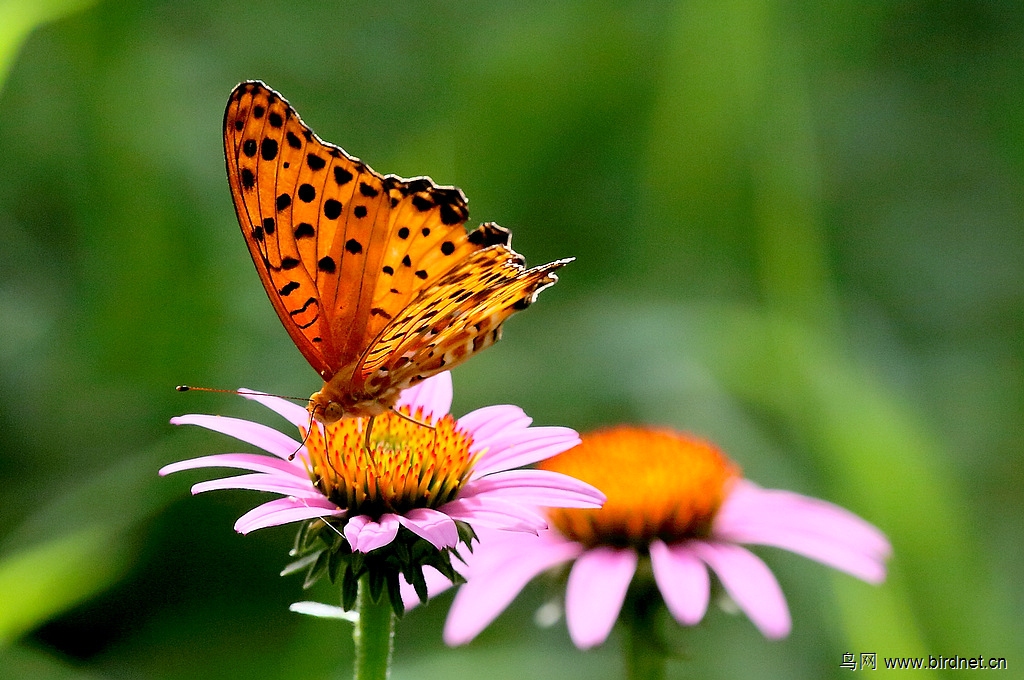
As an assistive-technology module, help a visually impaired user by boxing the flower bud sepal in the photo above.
[282,517,476,617]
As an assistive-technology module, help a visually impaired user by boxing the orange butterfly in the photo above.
[224,81,569,424]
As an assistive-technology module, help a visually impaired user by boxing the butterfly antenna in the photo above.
[289,408,318,462]
[176,385,309,404]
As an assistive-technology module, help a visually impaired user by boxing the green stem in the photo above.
[621,583,667,680]
[353,575,395,680]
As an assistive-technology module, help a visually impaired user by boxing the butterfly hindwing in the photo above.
[358,247,571,392]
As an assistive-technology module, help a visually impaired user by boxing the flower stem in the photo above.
[620,582,667,680]
[353,575,395,680]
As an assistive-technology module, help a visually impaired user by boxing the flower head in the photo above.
[431,426,891,647]
[160,372,604,611]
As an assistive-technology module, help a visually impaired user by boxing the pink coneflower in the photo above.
[159,372,605,608]
[432,426,891,649]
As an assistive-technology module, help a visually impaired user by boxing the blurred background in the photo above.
[1,1,1022,678]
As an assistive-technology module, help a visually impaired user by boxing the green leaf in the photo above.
[0,525,132,647]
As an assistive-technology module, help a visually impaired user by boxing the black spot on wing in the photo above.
[467,222,511,247]
[261,138,278,161]
[334,167,353,185]
[439,203,463,225]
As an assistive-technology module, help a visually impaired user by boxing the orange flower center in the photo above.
[540,426,740,548]
[300,406,478,518]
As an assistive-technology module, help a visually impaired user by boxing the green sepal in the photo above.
[328,545,346,582]
[341,563,360,611]
[286,518,479,618]
[385,573,405,618]
[408,564,429,604]
[304,548,331,589]
[454,520,478,552]
[280,550,322,578]
[368,564,386,603]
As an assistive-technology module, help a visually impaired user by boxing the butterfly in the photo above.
[224,80,570,424]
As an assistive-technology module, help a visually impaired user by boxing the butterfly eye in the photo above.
[322,402,345,424]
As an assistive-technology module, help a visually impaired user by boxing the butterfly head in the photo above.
[308,385,394,425]
[308,391,346,424]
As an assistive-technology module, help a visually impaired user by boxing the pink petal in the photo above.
[234,497,341,534]
[691,541,791,639]
[440,497,548,533]
[444,531,581,645]
[714,482,891,584]
[399,508,459,549]
[395,371,453,423]
[170,414,302,460]
[345,514,401,552]
[718,481,891,559]
[457,405,532,447]
[460,470,604,508]
[715,524,889,584]
[239,389,312,429]
[565,547,637,649]
[649,540,709,625]
[190,472,319,497]
[159,452,307,478]
[470,427,582,478]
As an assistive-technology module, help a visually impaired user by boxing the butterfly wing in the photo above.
[224,80,393,380]
[358,245,571,395]
[225,80,568,409]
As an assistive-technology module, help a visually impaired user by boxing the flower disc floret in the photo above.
[541,427,740,547]
[304,405,477,517]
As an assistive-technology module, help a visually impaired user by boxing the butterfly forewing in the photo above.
[224,80,568,417]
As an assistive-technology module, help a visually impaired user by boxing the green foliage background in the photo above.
[1,1,1022,678]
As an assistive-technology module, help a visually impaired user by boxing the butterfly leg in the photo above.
[361,416,384,479]
[388,407,437,432]
[363,415,376,452]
